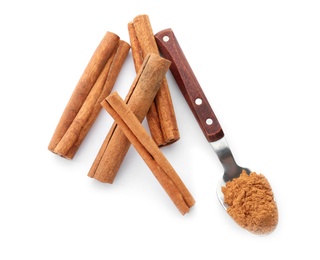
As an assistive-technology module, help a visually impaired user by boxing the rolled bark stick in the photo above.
[102,92,195,215]
[48,32,129,159]
[53,40,130,158]
[68,41,130,157]
[88,54,171,183]
[128,14,180,146]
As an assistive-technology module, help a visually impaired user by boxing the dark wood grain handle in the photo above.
[155,29,224,142]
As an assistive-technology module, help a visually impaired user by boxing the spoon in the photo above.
[155,29,277,234]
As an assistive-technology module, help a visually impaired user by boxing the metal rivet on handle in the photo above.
[163,36,170,42]
[195,98,202,105]
[206,118,213,125]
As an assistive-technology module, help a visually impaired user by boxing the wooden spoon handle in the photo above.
[155,29,224,142]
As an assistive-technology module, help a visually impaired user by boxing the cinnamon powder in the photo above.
[221,171,278,235]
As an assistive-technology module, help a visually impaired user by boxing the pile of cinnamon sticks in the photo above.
[48,15,195,215]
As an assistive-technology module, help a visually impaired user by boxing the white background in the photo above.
[1,0,319,259]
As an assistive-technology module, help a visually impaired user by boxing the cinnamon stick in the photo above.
[102,92,195,215]
[68,41,130,157]
[128,14,180,146]
[88,53,171,183]
[48,32,130,159]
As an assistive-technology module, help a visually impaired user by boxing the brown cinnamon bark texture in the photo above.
[102,92,195,215]
[128,14,180,146]
[48,32,130,159]
[88,54,171,183]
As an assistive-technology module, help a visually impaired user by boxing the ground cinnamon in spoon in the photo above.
[221,170,278,235]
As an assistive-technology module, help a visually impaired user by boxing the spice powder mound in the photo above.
[221,170,278,235]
